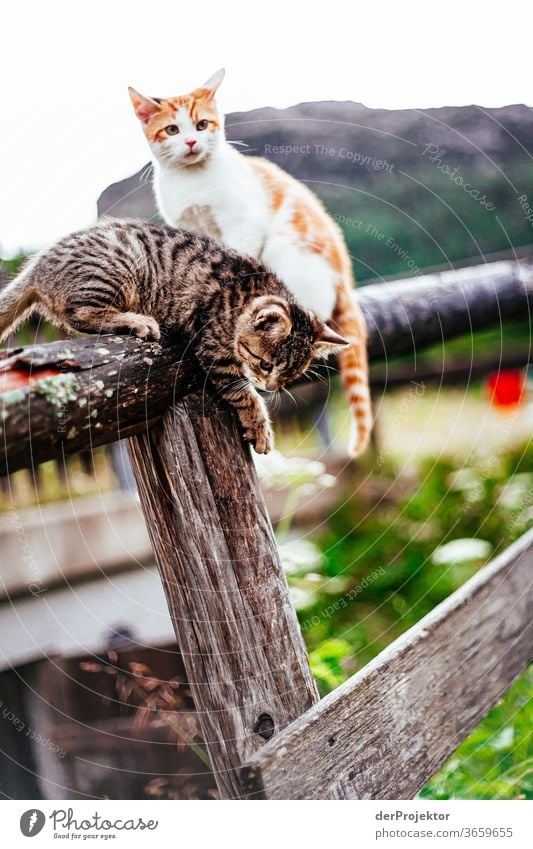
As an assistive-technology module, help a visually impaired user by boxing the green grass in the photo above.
[422,667,533,799]
[290,437,533,798]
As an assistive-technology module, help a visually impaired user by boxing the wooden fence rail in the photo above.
[1,259,531,476]
[1,257,532,799]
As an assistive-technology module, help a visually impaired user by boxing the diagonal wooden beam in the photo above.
[240,529,533,799]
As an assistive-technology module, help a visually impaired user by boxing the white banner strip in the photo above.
[3,799,532,848]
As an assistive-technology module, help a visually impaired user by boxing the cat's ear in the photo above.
[202,68,225,94]
[253,302,292,336]
[128,87,161,124]
[313,320,350,357]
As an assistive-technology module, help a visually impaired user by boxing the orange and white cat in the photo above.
[129,69,372,455]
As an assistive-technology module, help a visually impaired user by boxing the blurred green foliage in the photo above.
[0,253,26,278]
[421,666,532,800]
[321,162,533,283]
[291,440,533,798]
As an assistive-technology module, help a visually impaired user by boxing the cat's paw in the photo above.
[131,316,161,342]
[243,419,274,454]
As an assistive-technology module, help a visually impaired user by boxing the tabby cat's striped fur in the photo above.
[0,219,348,454]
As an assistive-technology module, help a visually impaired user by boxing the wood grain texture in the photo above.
[0,335,194,475]
[127,392,319,799]
[242,529,533,800]
[358,259,533,360]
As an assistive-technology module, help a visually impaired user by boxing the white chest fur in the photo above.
[153,143,338,321]
[155,146,270,257]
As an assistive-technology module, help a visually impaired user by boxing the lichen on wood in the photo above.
[33,373,79,409]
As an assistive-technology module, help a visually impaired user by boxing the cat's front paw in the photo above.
[130,316,161,342]
[242,418,274,454]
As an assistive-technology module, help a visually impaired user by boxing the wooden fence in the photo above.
[1,259,532,799]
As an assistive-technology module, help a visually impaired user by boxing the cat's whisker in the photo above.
[307,368,327,384]
[216,377,250,397]
[281,386,298,407]
[264,388,283,412]
[316,363,339,374]
[140,164,153,184]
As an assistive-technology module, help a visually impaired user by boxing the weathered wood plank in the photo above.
[358,259,533,360]
[241,529,533,799]
[0,335,194,475]
[127,392,320,799]
[1,259,531,473]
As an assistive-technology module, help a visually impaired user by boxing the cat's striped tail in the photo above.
[0,261,39,342]
[334,285,372,457]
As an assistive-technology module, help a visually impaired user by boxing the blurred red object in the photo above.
[486,370,526,408]
[0,367,61,392]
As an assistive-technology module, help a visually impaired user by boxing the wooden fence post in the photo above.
[127,390,319,799]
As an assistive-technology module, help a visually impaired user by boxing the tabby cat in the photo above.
[0,219,348,454]
[129,69,372,455]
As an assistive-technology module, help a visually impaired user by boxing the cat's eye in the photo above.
[260,360,273,373]
[196,119,209,131]
[165,125,179,135]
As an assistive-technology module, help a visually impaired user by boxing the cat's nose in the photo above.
[265,379,278,391]
[186,139,197,150]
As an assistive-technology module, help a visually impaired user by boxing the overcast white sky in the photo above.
[1,0,531,256]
